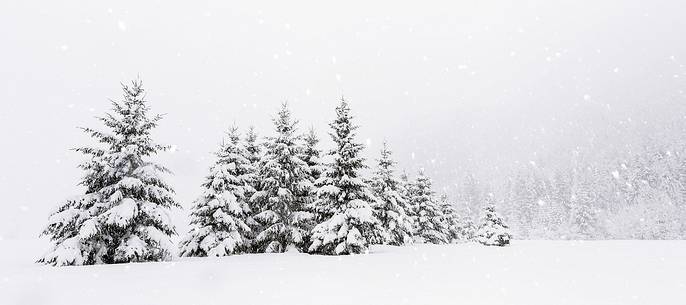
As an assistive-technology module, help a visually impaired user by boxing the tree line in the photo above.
[453,142,686,240]
[39,80,510,266]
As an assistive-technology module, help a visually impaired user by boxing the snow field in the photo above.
[1,240,684,305]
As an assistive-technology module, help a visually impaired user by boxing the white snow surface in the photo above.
[1,240,684,305]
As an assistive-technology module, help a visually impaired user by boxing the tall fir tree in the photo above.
[309,98,382,255]
[369,142,414,246]
[39,79,179,266]
[251,103,314,253]
[179,126,255,257]
[243,125,262,239]
[410,169,448,244]
[297,127,324,248]
[475,195,511,246]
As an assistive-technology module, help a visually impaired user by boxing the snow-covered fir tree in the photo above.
[250,103,314,253]
[458,214,476,241]
[410,169,448,244]
[569,202,598,240]
[369,142,414,246]
[179,126,255,257]
[39,79,179,266]
[309,98,383,255]
[399,170,418,233]
[300,127,325,186]
[297,127,324,248]
[568,171,600,239]
[244,126,262,168]
[438,194,463,243]
[475,195,511,246]
[509,173,536,239]
[243,125,262,228]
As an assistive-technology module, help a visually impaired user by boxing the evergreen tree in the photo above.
[569,202,598,239]
[399,170,412,195]
[509,173,535,239]
[458,214,476,241]
[411,169,448,244]
[244,126,262,168]
[399,170,418,233]
[251,103,314,253]
[551,170,573,233]
[475,195,511,246]
[369,142,414,246]
[179,126,255,257]
[298,127,324,248]
[309,98,382,255]
[438,194,463,243]
[300,127,325,186]
[460,173,482,215]
[568,170,600,239]
[39,79,179,266]
[243,125,262,240]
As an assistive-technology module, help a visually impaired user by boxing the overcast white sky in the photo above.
[1,0,685,239]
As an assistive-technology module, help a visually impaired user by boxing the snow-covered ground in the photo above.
[1,240,684,305]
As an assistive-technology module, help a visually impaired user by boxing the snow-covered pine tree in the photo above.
[475,195,511,246]
[297,127,325,248]
[438,194,463,243]
[509,173,535,239]
[460,174,482,216]
[309,98,382,255]
[39,79,179,266]
[550,170,573,235]
[369,142,414,246]
[569,202,598,239]
[399,170,418,233]
[458,214,476,241]
[179,126,255,257]
[243,125,262,239]
[411,169,448,244]
[301,127,325,185]
[399,170,412,195]
[250,103,314,253]
[568,171,599,239]
[244,126,262,169]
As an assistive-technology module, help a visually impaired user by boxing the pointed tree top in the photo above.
[120,77,146,103]
[226,125,241,144]
[273,102,298,134]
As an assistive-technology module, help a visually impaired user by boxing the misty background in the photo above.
[1,0,685,239]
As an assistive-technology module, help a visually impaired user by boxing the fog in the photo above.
[1,0,685,239]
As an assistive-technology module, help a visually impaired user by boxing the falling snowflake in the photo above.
[117,20,127,32]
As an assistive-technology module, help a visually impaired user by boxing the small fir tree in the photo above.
[568,169,600,239]
[179,126,255,257]
[438,194,463,243]
[243,125,263,242]
[410,169,448,244]
[399,170,418,234]
[370,142,414,246]
[458,215,476,241]
[244,126,262,168]
[39,79,179,266]
[475,195,511,246]
[309,98,382,255]
[301,127,325,184]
